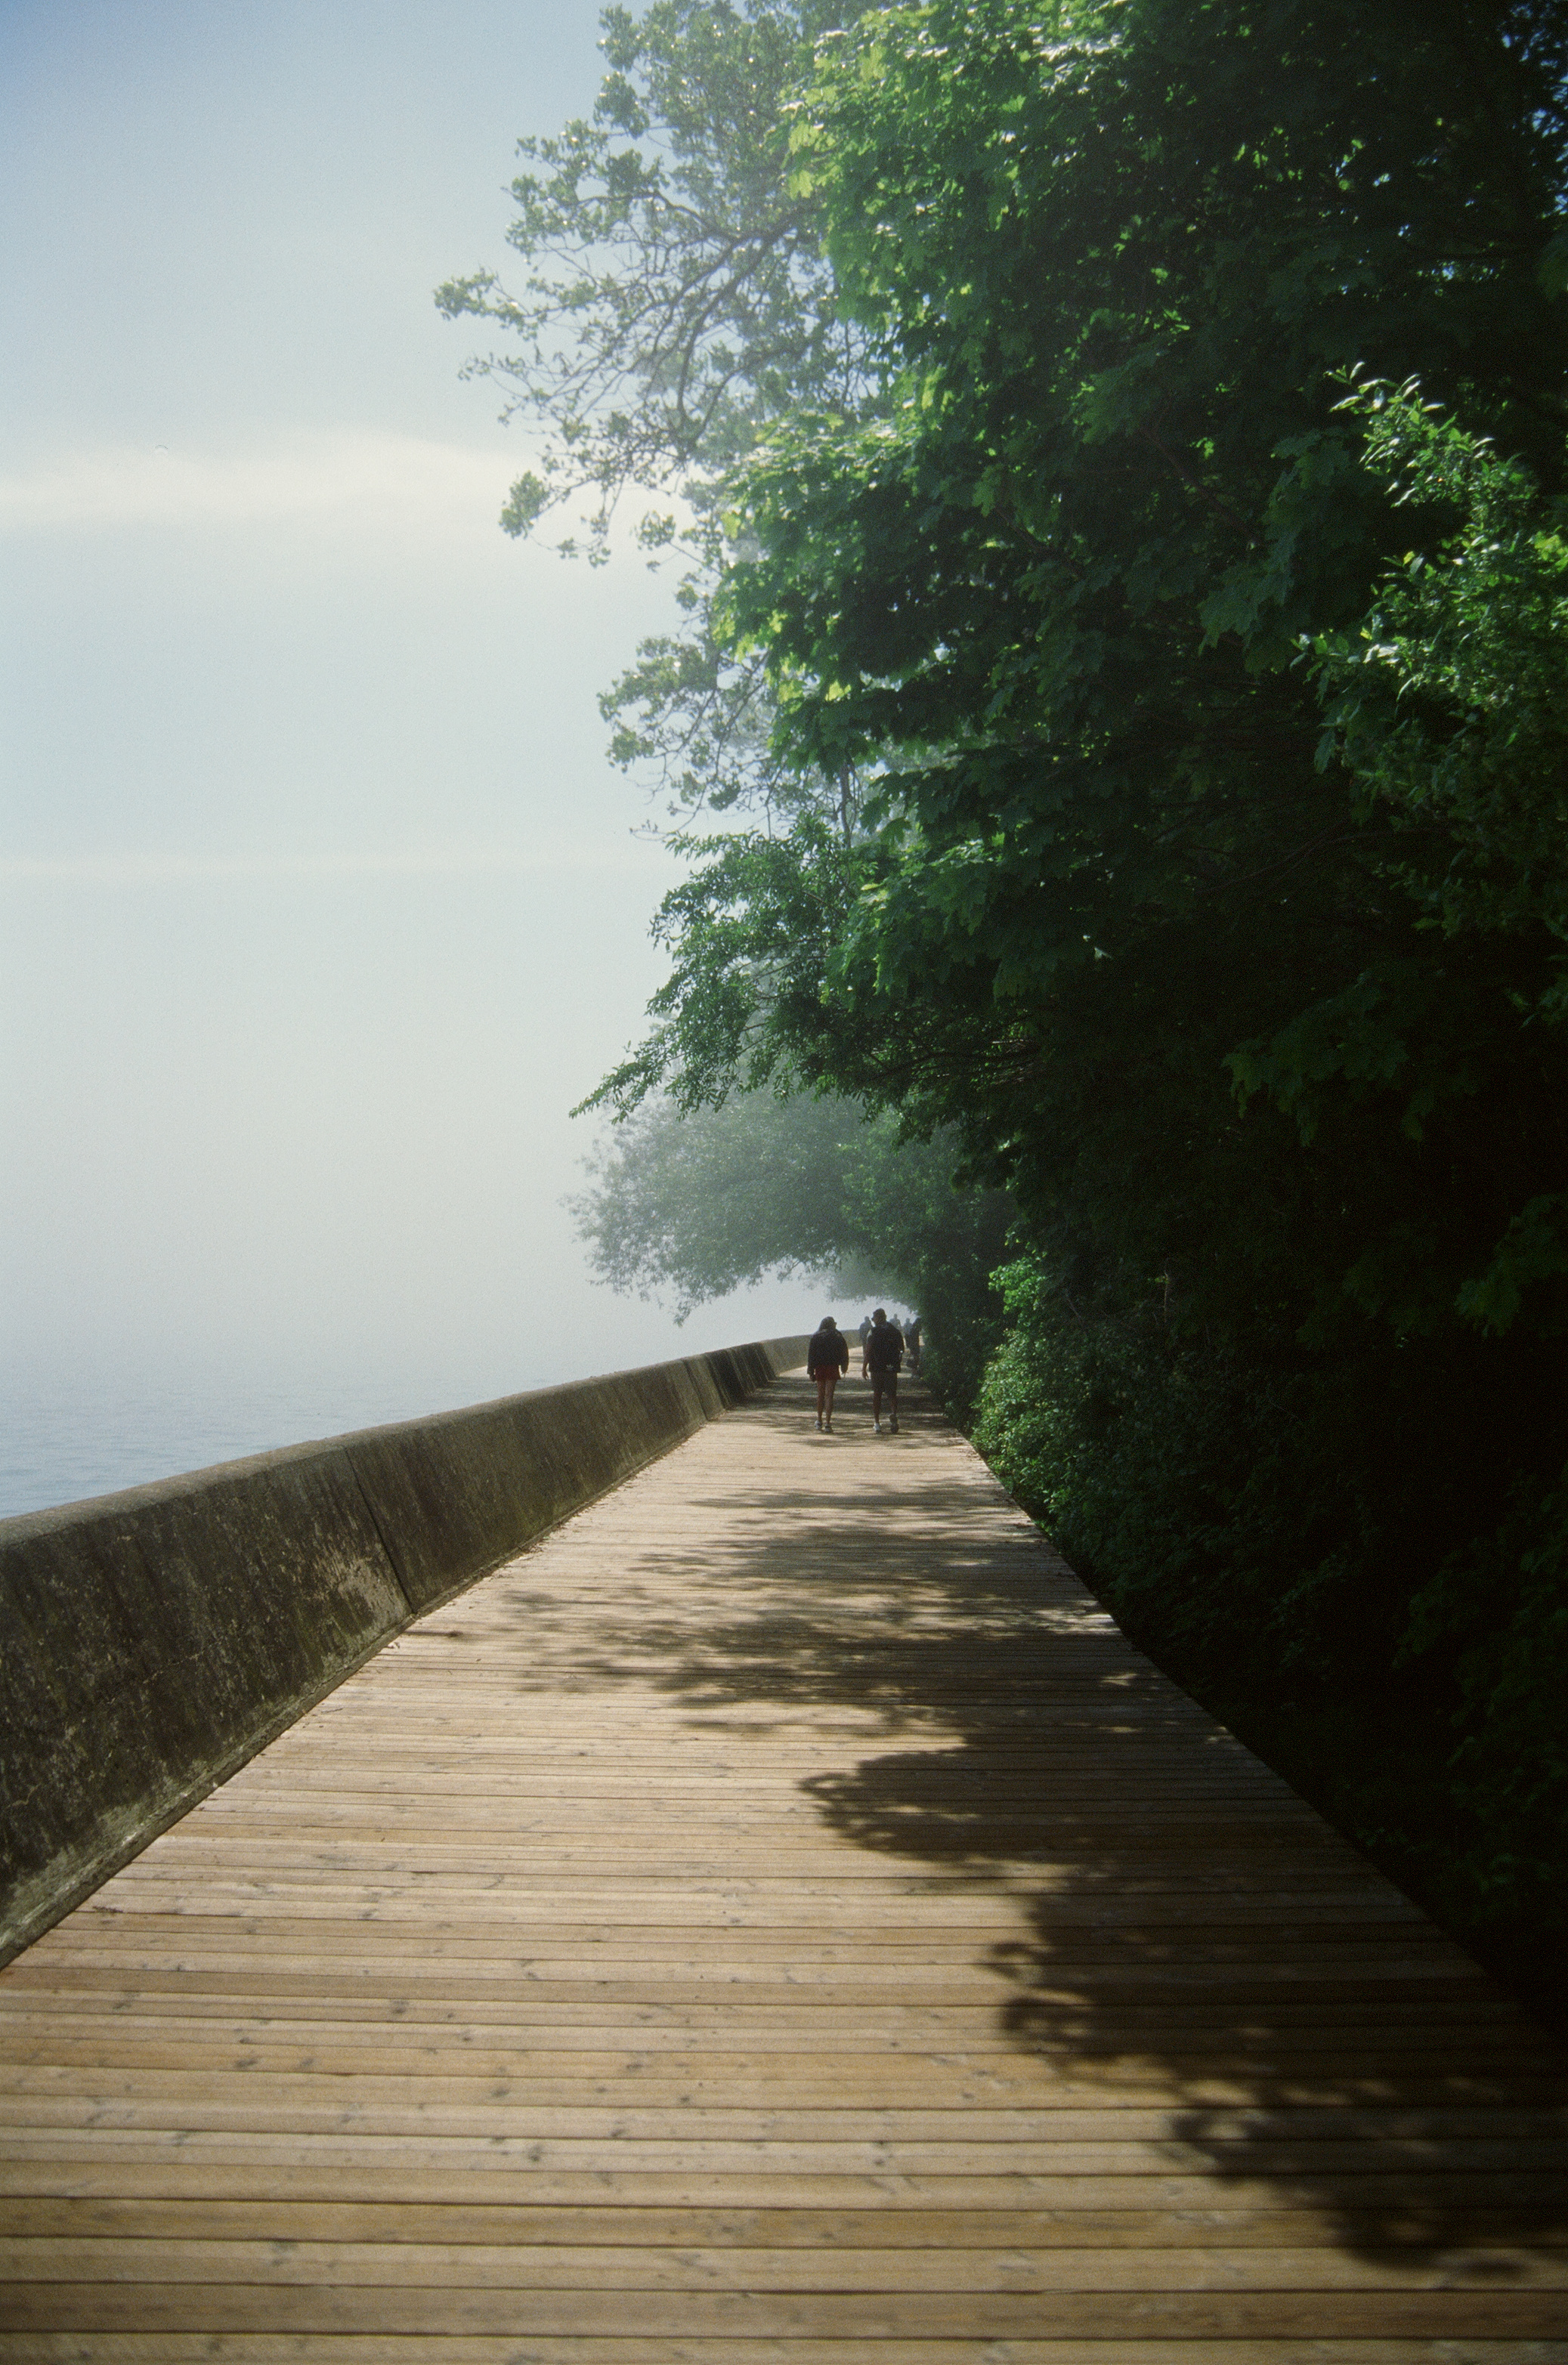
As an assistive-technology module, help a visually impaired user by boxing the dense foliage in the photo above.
[574,1090,1010,1402]
[455,0,1568,2003]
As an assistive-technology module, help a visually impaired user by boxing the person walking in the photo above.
[862,1306,905,1433]
[808,1315,850,1431]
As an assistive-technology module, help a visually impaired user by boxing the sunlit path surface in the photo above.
[3,1371,1566,2358]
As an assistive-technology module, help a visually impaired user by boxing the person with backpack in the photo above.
[808,1315,851,1431]
[861,1306,905,1433]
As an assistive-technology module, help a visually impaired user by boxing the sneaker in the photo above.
[815,1414,823,1430]
[824,1417,832,1432]
[889,1416,899,1433]
[874,1418,883,1433]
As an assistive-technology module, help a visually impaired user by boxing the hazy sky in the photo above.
[0,0,814,1504]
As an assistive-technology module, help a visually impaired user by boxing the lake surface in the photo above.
[0,1362,562,1520]
[0,1294,816,1521]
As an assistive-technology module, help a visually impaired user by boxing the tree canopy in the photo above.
[453,0,1568,2011]
[438,0,863,827]
[572,1088,1010,1396]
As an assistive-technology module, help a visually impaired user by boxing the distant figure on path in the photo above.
[905,1315,922,1375]
[808,1316,850,1431]
[862,1307,905,1433]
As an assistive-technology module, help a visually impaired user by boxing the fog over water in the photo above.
[0,0,813,1516]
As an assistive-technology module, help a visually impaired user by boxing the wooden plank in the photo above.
[2,2281,1567,2336]
[5,2073,1563,2146]
[76,1876,1437,1912]
[8,2234,1568,2291]
[0,1997,1546,2048]
[5,2159,1563,2213]
[2,1374,1564,2350]
[7,2043,1551,2109]
[0,1989,1547,2039]
[6,2198,1563,2248]
[5,2340,1563,2364]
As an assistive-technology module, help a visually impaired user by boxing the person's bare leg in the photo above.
[815,1373,831,1427]
[886,1375,899,1433]
[823,1369,838,1430]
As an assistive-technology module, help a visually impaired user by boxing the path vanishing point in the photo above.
[2,1365,1566,2357]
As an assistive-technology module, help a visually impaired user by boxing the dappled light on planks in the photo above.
[2,1371,1565,2357]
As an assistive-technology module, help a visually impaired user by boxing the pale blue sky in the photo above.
[0,0,814,1507]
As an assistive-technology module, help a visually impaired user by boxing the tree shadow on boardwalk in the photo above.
[496,1381,1568,2268]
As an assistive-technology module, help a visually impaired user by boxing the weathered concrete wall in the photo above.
[0,1336,808,1964]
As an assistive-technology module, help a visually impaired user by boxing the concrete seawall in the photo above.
[0,1336,808,1965]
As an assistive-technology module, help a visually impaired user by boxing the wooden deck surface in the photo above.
[2,1368,1566,2360]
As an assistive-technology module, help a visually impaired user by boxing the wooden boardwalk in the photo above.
[2,1369,1565,2359]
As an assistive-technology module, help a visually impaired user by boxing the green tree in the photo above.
[605,3,1566,1303]
[453,0,1568,1999]
[437,0,864,830]
[550,0,1568,1992]
[573,1089,1011,1408]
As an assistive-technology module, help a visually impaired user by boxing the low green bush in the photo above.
[973,1254,1568,2026]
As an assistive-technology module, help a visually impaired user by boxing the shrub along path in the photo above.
[2,1368,1566,2357]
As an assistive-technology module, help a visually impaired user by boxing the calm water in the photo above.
[0,1302,810,1521]
[0,1363,554,1521]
